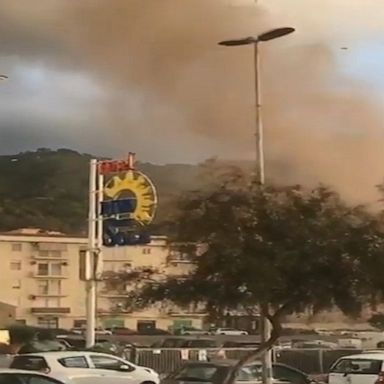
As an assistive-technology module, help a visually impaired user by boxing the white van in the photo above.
[328,352,384,384]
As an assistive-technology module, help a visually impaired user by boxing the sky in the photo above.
[0,0,384,202]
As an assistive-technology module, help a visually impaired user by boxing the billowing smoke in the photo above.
[0,0,383,203]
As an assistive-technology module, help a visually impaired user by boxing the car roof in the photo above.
[182,359,260,367]
[0,368,51,376]
[337,353,384,360]
[181,360,306,373]
[17,351,119,358]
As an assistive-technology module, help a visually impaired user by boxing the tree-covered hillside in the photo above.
[0,148,199,234]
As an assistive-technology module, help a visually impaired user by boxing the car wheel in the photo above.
[220,333,226,335]
[141,381,156,384]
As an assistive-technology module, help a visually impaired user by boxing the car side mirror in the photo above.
[119,364,130,371]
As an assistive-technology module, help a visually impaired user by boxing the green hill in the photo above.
[0,148,199,234]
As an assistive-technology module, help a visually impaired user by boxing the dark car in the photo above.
[107,327,137,335]
[161,360,317,384]
[138,328,171,335]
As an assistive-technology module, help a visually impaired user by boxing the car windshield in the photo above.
[173,365,220,382]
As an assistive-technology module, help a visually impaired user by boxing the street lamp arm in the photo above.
[218,36,257,46]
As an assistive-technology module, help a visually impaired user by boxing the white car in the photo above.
[10,351,159,384]
[212,328,248,335]
[95,328,112,336]
[328,352,384,384]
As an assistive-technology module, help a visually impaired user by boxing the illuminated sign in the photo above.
[100,153,158,246]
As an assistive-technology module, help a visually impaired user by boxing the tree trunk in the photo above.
[222,303,289,384]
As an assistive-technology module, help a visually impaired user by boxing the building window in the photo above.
[73,319,86,328]
[37,316,58,328]
[37,262,62,276]
[11,243,22,252]
[142,248,151,255]
[44,298,60,307]
[12,279,21,289]
[37,263,49,276]
[37,280,49,295]
[37,280,62,295]
[51,263,62,276]
[10,261,21,271]
[38,250,62,258]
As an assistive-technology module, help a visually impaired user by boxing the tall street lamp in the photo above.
[0,75,8,81]
[218,27,295,384]
[219,27,294,184]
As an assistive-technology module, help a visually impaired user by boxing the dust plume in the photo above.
[0,0,383,202]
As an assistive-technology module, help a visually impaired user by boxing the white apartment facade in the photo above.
[0,229,204,330]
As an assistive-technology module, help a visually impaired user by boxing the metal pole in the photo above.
[85,159,97,348]
[95,169,104,326]
[254,42,265,185]
[254,43,272,384]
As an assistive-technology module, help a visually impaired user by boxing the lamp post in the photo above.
[0,75,8,81]
[218,27,295,384]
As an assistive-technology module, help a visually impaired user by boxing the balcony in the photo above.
[31,272,68,279]
[31,251,68,261]
[30,307,70,314]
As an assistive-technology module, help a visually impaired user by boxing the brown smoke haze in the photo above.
[0,0,383,203]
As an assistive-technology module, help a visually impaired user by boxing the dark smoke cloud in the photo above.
[0,0,383,202]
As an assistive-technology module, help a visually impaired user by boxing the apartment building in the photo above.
[0,229,87,329]
[97,240,205,331]
[0,229,204,330]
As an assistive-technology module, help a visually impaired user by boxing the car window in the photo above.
[174,365,219,381]
[10,356,50,371]
[273,366,306,384]
[330,358,382,375]
[90,355,133,371]
[237,366,260,381]
[58,356,89,368]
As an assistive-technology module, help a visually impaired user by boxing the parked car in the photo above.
[292,340,338,349]
[69,328,84,335]
[0,369,66,384]
[10,351,159,384]
[175,327,209,336]
[94,328,112,336]
[161,360,317,384]
[137,328,170,335]
[212,328,248,336]
[107,327,137,336]
[328,352,384,384]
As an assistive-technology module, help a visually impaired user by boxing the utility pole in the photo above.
[85,159,97,348]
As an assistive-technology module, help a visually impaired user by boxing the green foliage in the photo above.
[368,313,384,331]
[8,325,37,345]
[0,149,200,234]
[132,166,384,322]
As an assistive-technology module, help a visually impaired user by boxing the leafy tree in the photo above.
[126,168,384,384]
[368,313,384,331]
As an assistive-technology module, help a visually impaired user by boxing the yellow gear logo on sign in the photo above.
[103,170,157,225]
